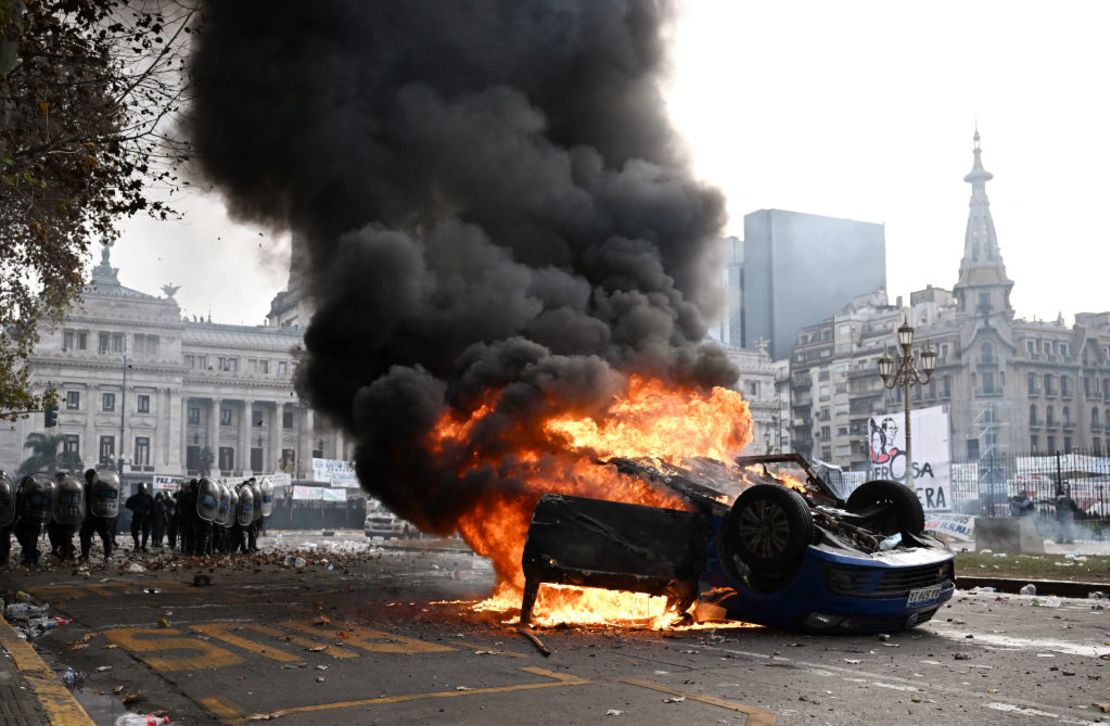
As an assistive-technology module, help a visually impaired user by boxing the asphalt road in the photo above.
[2,532,1108,725]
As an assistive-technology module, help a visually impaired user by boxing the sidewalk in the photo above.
[0,613,94,725]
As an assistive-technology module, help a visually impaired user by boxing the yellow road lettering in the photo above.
[190,623,301,662]
[280,620,455,655]
[102,627,244,672]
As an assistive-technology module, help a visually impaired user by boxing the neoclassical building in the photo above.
[788,132,1110,469]
[0,246,348,479]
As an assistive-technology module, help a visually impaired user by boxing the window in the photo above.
[102,392,116,412]
[1025,340,1035,355]
[1064,437,1072,453]
[218,446,234,472]
[1062,406,1071,426]
[1047,435,1056,452]
[1046,406,1056,426]
[982,372,995,394]
[188,406,200,425]
[1061,343,1070,357]
[278,361,288,377]
[941,343,950,360]
[220,407,233,426]
[1029,404,1038,425]
[259,359,270,375]
[135,334,159,357]
[1044,374,1055,395]
[746,381,760,397]
[137,394,150,414]
[981,341,994,363]
[1028,373,1037,395]
[1030,435,1038,452]
[1061,376,1071,396]
[978,292,990,311]
[134,437,150,467]
[62,434,79,456]
[66,390,80,410]
[184,354,195,369]
[197,355,209,370]
[283,410,294,429]
[99,436,115,465]
[218,357,238,372]
[942,376,951,398]
[1093,407,1101,427]
[63,329,88,351]
[1095,437,1103,455]
[98,332,110,354]
[111,333,125,353]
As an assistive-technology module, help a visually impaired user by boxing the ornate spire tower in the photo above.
[953,128,1013,319]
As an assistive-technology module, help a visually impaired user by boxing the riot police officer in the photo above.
[125,482,154,551]
[178,479,198,555]
[150,492,168,548]
[14,474,53,567]
[0,470,15,567]
[164,489,179,551]
[194,477,220,555]
[48,472,84,561]
[79,468,119,560]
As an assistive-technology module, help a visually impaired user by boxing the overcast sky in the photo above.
[112,0,1110,329]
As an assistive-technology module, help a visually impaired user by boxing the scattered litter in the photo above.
[1019,584,1037,596]
[1036,653,1055,658]
[455,686,470,691]
[315,665,328,671]
[306,645,327,653]
[126,563,146,573]
[516,627,551,657]
[157,617,171,628]
[95,665,113,672]
[1089,591,1107,600]
[953,653,971,661]
[1095,703,1110,713]
[606,710,623,717]
[1033,596,1061,608]
[878,532,902,551]
[473,650,495,656]
[114,686,125,694]
[971,586,996,594]
[992,552,1008,558]
[662,696,686,704]
[313,615,332,626]
[142,588,161,595]
[843,659,862,664]
[315,676,325,683]
[877,634,891,642]
[60,666,84,688]
[122,691,143,705]
[114,714,170,726]
[1054,562,1075,567]
[283,556,306,569]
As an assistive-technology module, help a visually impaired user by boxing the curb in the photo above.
[0,615,95,726]
[956,576,1108,599]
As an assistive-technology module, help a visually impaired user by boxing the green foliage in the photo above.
[0,0,193,417]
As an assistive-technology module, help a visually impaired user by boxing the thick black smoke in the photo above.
[185,1,735,533]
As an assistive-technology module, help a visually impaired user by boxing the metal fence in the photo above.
[950,448,1109,527]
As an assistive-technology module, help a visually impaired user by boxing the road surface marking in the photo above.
[224,666,589,724]
[0,614,95,726]
[103,627,244,671]
[200,696,245,719]
[30,580,191,601]
[621,677,777,726]
[987,702,1102,725]
[280,619,455,654]
[245,622,360,659]
[190,623,301,662]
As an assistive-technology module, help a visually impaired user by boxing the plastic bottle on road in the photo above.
[1019,583,1036,596]
[114,714,171,726]
[878,532,902,551]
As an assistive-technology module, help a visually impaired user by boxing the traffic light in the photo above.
[44,403,58,428]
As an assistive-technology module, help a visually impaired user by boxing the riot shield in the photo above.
[249,482,263,521]
[258,477,274,518]
[236,484,255,526]
[217,483,232,527]
[196,478,220,522]
[227,487,239,528]
[0,471,14,527]
[20,474,54,521]
[90,469,121,518]
[53,473,86,525]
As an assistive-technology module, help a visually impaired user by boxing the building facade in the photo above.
[788,132,1110,469]
[0,246,347,479]
[742,209,887,359]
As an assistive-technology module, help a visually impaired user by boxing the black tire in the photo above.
[847,480,925,535]
[727,484,813,572]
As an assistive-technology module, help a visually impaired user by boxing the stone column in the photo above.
[179,396,189,472]
[209,397,221,470]
[298,407,314,480]
[84,389,96,465]
[271,402,284,474]
[240,398,253,475]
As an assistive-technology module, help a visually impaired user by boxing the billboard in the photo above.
[868,405,951,512]
[311,458,359,488]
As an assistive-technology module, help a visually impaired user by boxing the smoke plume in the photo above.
[185,1,736,540]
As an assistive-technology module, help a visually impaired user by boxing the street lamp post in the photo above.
[118,353,129,472]
[877,320,937,489]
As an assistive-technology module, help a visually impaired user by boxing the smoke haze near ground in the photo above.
[185,0,735,533]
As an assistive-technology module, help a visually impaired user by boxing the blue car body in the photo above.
[701,514,955,632]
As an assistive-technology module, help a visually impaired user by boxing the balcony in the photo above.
[1029,419,1042,429]
[1063,421,1077,431]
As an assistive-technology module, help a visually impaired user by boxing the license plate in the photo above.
[907,585,943,605]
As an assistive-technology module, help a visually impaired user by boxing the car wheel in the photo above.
[847,480,925,535]
[728,484,813,573]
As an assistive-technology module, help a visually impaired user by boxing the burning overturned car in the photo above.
[519,454,955,633]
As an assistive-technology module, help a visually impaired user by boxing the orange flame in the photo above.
[433,374,753,627]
